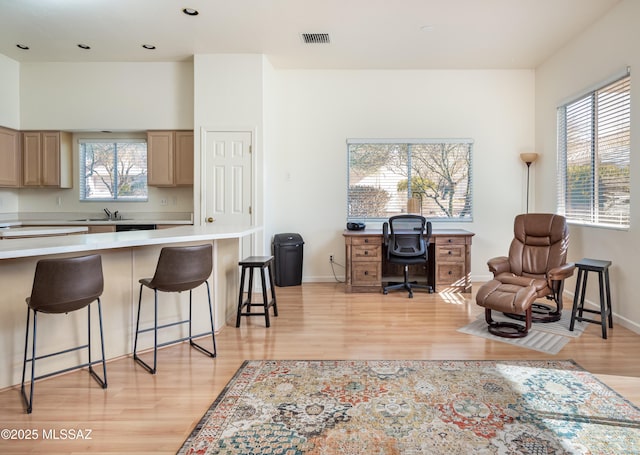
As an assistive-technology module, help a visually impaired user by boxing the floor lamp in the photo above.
[520,152,539,213]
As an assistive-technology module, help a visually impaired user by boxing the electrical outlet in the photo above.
[160,198,168,206]
[329,254,334,262]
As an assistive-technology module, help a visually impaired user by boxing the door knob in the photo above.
[206,217,215,223]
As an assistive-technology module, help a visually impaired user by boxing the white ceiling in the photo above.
[0,0,620,69]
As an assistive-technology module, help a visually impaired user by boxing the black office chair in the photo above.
[383,215,433,298]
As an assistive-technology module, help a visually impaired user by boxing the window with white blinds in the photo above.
[79,140,148,201]
[347,139,473,221]
[557,73,631,228]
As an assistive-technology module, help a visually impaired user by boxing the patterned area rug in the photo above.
[177,360,640,454]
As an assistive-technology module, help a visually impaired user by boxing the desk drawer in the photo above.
[352,262,382,286]
[351,236,381,246]
[437,262,465,285]
[436,244,465,261]
[352,244,381,261]
[436,236,467,245]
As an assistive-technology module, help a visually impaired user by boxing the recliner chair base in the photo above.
[486,308,531,338]
[503,297,562,323]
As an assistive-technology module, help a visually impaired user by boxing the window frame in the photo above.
[347,138,474,223]
[79,138,149,202]
[556,71,631,229]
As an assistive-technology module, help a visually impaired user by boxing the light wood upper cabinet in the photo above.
[174,131,194,186]
[0,126,21,187]
[147,130,194,187]
[22,131,72,188]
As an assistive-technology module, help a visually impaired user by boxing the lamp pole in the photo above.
[520,153,539,213]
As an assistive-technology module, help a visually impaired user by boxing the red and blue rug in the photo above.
[178,360,640,454]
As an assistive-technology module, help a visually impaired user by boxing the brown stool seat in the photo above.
[21,254,107,414]
[236,256,278,327]
[570,258,613,339]
[133,244,216,374]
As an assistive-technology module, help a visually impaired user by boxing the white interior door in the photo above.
[203,131,253,227]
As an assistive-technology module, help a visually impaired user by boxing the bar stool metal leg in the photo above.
[188,282,217,358]
[21,300,108,414]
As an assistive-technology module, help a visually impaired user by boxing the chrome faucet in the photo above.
[103,208,112,220]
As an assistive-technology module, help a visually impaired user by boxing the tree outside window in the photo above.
[347,139,473,221]
[80,140,148,201]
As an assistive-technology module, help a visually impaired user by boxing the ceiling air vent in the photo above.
[300,33,331,44]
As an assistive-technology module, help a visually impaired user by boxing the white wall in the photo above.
[19,62,193,130]
[535,0,640,332]
[0,54,20,129]
[266,69,536,282]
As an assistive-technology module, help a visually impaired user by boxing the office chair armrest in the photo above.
[547,263,575,282]
[487,256,510,276]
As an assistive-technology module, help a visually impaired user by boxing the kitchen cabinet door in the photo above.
[147,130,194,186]
[22,131,72,188]
[147,131,174,186]
[0,126,21,187]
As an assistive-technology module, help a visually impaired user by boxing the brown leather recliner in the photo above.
[475,213,575,338]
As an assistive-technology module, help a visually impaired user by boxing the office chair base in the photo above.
[383,281,433,298]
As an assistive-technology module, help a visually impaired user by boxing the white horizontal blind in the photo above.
[79,140,148,201]
[557,74,630,228]
[347,139,473,221]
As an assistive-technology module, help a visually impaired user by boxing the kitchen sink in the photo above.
[72,218,132,222]
[73,218,110,222]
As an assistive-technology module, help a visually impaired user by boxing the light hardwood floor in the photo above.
[1,282,639,454]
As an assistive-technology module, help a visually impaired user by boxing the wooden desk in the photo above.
[343,229,474,293]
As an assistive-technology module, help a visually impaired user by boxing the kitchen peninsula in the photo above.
[0,224,260,389]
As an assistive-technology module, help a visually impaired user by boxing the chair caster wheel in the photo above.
[383,290,388,295]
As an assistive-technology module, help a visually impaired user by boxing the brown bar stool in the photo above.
[570,258,613,339]
[21,254,107,414]
[236,256,278,327]
[133,244,216,374]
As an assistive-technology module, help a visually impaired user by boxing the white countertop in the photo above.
[0,224,261,260]
[0,226,89,238]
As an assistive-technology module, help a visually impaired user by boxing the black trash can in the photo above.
[272,233,304,286]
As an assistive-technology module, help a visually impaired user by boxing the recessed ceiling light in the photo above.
[419,25,434,32]
[16,44,30,50]
[77,43,91,50]
[142,44,156,50]
[182,8,199,16]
